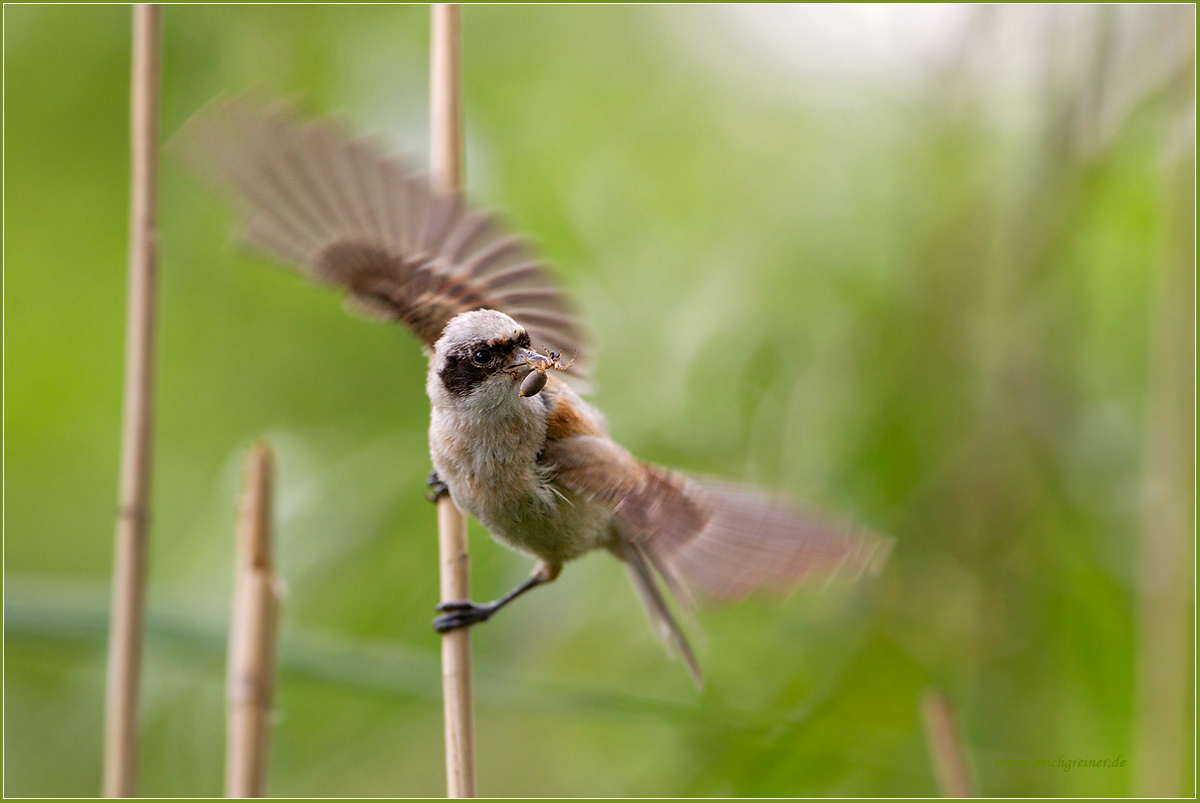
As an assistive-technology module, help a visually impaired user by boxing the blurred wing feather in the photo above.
[173,96,590,378]
[541,436,891,602]
[665,483,891,601]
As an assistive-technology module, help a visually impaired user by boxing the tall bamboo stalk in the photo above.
[430,4,476,798]
[921,690,975,797]
[103,4,162,797]
[225,443,280,798]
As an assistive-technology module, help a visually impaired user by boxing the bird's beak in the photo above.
[509,347,549,371]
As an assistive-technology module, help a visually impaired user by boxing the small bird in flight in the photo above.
[176,97,890,684]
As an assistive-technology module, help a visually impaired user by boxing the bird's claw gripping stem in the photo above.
[426,470,450,503]
[431,566,557,633]
[433,600,497,632]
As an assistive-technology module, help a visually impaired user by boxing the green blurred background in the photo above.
[5,5,1195,797]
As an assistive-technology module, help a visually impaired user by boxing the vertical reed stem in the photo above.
[430,4,476,798]
[103,4,162,796]
[225,443,280,798]
[431,3,464,196]
[921,690,975,797]
[1132,153,1194,798]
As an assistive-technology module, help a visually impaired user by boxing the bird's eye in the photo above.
[471,348,493,366]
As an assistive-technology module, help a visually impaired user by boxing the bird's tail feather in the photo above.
[616,540,704,689]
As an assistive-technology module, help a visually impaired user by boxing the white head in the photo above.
[427,310,549,412]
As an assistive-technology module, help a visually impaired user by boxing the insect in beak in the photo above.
[510,347,550,371]
[509,347,552,397]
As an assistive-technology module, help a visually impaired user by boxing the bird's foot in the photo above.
[426,470,450,503]
[432,600,497,632]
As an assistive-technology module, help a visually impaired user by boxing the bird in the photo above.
[174,96,891,685]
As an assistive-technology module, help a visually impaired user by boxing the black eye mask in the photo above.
[439,337,519,396]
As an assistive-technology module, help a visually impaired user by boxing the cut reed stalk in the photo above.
[921,690,975,797]
[103,4,162,797]
[430,4,476,799]
[225,443,280,798]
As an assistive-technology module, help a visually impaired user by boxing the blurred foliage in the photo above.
[4,5,1194,798]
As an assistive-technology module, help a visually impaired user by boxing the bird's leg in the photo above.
[433,560,562,633]
[426,469,450,503]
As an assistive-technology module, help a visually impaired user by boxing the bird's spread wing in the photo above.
[540,435,891,602]
[173,96,589,378]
